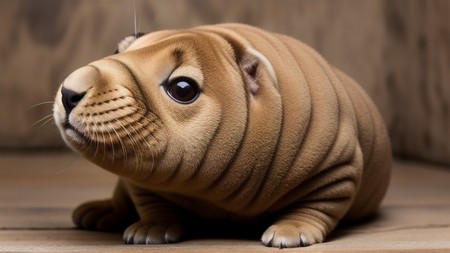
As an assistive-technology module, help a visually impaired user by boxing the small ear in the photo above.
[240,54,260,95]
[116,33,146,54]
[239,48,277,95]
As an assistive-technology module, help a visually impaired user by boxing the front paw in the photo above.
[261,224,323,248]
[73,200,137,232]
[123,220,184,244]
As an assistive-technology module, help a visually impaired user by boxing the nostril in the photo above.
[61,87,86,116]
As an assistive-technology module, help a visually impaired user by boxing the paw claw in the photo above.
[261,224,320,248]
[123,221,184,244]
[300,234,309,247]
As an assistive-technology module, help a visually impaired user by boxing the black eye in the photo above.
[166,77,200,104]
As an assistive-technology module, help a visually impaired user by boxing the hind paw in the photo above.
[73,199,137,232]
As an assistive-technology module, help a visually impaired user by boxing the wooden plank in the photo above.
[0,153,449,251]
[0,152,116,208]
[0,153,115,228]
[383,160,450,206]
[0,227,449,252]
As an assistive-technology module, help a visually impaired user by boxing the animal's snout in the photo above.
[60,65,100,116]
[61,87,85,115]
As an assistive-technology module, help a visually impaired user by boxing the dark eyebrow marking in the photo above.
[172,48,184,67]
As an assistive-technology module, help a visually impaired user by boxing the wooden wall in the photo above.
[0,0,449,165]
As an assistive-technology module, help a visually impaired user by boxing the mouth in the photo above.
[63,121,88,143]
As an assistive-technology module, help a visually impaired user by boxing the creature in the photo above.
[53,23,391,248]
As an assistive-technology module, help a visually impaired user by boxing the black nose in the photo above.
[61,87,85,116]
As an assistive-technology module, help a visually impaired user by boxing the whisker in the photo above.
[79,115,99,157]
[84,126,96,155]
[87,114,101,160]
[25,101,54,112]
[123,114,149,174]
[115,117,141,176]
[99,122,108,164]
[33,114,54,126]
[125,109,162,146]
[137,0,142,33]
[127,105,160,128]
[37,116,55,129]
[145,12,160,34]
[132,0,137,35]
[122,104,155,122]
[109,121,128,170]
[136,115,161,143]
[129,115,156,175]
[100,119,117,163]
[108,126,115,162]
[53,153,83,174]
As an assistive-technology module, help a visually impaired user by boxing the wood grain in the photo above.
[384,0,450,164]
[0,0,449,165]
[0,153,449,252]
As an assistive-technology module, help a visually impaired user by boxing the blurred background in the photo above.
[0,0,449,166]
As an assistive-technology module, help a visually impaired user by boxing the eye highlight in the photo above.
[165,77,200,104]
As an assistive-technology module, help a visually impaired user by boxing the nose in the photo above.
[61,87,85,115]
[60,65,99,116]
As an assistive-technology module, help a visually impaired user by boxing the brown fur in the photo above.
[53,23,391,248]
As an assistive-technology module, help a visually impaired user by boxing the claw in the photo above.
[300,234,309,247]
[261,224,320,248]
[123,221,184,245]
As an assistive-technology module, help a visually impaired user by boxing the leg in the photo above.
[262,173,357,248]
[123,184,184,244]
[72,179,138,231]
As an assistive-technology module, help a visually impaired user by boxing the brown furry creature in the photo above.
[53,23,391,248]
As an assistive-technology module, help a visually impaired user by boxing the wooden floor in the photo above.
[0,152,449,252]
